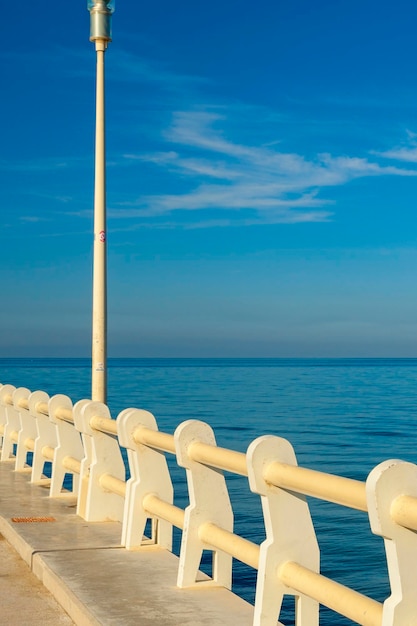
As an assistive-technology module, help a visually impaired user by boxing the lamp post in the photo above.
[88,0,114,403]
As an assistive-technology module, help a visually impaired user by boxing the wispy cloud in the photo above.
[378,147,417,162]
[19,216,49,223]
[375,130,417,163]
[0,156,89,173]
[0,45,206,91]
[7,44,415,229]
[107,50,209,88]
[31,192,74,204]
[118,111,417,227]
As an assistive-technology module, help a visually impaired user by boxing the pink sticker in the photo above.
[99,230,106,243]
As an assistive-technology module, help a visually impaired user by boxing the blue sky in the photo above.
[1,0,417,357]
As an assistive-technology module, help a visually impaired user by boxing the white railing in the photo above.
[1,381,417,626]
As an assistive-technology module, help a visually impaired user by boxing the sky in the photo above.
[1,0,417,357]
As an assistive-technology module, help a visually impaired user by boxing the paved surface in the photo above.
[0,532,74,625]
[0,461,255,626]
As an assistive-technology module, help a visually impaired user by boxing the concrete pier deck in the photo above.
[0,461,254,626]
[0,531,74,625]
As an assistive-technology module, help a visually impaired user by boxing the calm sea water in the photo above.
[1,357,416,625]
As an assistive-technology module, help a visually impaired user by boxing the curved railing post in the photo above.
[174,419,233,589]
[48,394,84,498]
[0,385,16,457]
[12,387,32,471]
[117,408,174,549]
[73,399,125,522]
[247,435,320,626]
[2,387,29,464]
[28,390,55,482]
[367,459,417,626]
[72,399,94,517]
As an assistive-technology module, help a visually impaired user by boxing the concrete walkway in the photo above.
[0,532,74,625]
[0,461,254,626]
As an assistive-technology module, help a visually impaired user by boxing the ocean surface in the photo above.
[1,357,416,625]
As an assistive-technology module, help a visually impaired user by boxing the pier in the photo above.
[1,381,417,625]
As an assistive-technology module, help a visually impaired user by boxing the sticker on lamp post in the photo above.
[99,230,106,243]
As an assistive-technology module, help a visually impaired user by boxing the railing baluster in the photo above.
[174,419,233,590]
[48,394,84,497]
[247,435,320,626]
[367,459,417,626]
[117,407,174,550]
[73,400,125,522]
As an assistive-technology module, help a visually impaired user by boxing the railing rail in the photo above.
[278,561,383,626]
[264,461,368,511]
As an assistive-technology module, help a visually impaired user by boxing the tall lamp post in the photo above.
[88,0,114,403]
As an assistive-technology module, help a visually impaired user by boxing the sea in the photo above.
[1,357,416,625]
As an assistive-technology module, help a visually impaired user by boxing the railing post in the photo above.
[0,385,16,458]
[72,399,95,518]
[28,390,55,482]
[247,435,320,626]
[2,387,29,463]
[366,459,417,626]
[73,399,125,521]
[48,394,84,497]
[117,408,174,549]
[174,419,233,589]
[13,388,32,471]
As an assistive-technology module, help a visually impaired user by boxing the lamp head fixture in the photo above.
[88,0,115,43]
